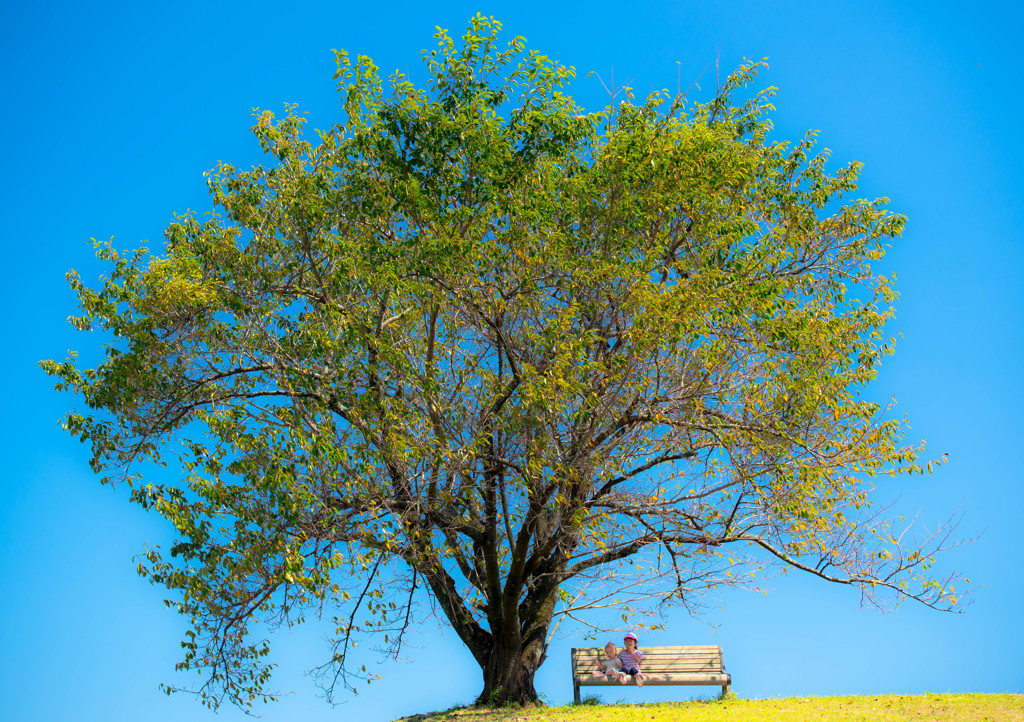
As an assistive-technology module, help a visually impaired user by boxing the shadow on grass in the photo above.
[393,693,739,721]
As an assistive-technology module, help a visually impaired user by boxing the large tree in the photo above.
[44,16,964,710]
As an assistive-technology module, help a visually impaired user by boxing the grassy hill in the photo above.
[394,694,1024,721]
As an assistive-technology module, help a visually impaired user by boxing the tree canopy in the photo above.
[43,16,965,710]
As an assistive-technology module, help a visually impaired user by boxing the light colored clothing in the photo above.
[617,649,643,673]
[598,658,620,673]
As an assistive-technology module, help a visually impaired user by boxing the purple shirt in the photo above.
[617,648,643,672]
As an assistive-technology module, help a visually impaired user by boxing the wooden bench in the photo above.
[571,645,731,703]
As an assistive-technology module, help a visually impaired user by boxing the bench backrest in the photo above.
[571,645,726,677]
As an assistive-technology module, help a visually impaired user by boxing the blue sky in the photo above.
[2,0,1021,720]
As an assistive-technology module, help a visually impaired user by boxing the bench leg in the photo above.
[574,682,580,704]
[721,684,731,697]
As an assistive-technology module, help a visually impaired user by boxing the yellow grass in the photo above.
[394,694,1024,722]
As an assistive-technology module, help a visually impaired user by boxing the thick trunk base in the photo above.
[475,645,545,707]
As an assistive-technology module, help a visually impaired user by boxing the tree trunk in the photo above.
[475,636,546,706]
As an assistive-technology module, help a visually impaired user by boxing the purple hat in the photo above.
[623,632,638,642]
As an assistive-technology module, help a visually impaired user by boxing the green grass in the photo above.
[393,694,1024,721]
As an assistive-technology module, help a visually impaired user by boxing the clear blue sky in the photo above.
[2,1,1021,720]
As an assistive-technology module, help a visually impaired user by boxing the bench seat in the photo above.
[571,645,731,702]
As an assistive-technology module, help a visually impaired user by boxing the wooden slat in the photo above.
[578,663,722,669]
[572,648,721,657]
[573,653,722,664]
[575,656,722,664]
[571,659,723,666]
[602,657,722,664]
[645,663,721,669]
[577,662,722,669]
[577,673,731,687]
[573,651,716,655]
[600,666,722,672]
[573,647,724,655]
[574,651,722,657]
[628,650,722,655]
[571,647,722,655]
[571,649,720,654]
[580,668,723,673]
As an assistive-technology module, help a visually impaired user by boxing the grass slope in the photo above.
[395,694,1024,721]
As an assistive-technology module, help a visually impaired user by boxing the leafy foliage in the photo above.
[43,15,965,710]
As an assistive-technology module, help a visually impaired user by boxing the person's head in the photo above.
[623,633,638,651]
[604,642,617,658]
